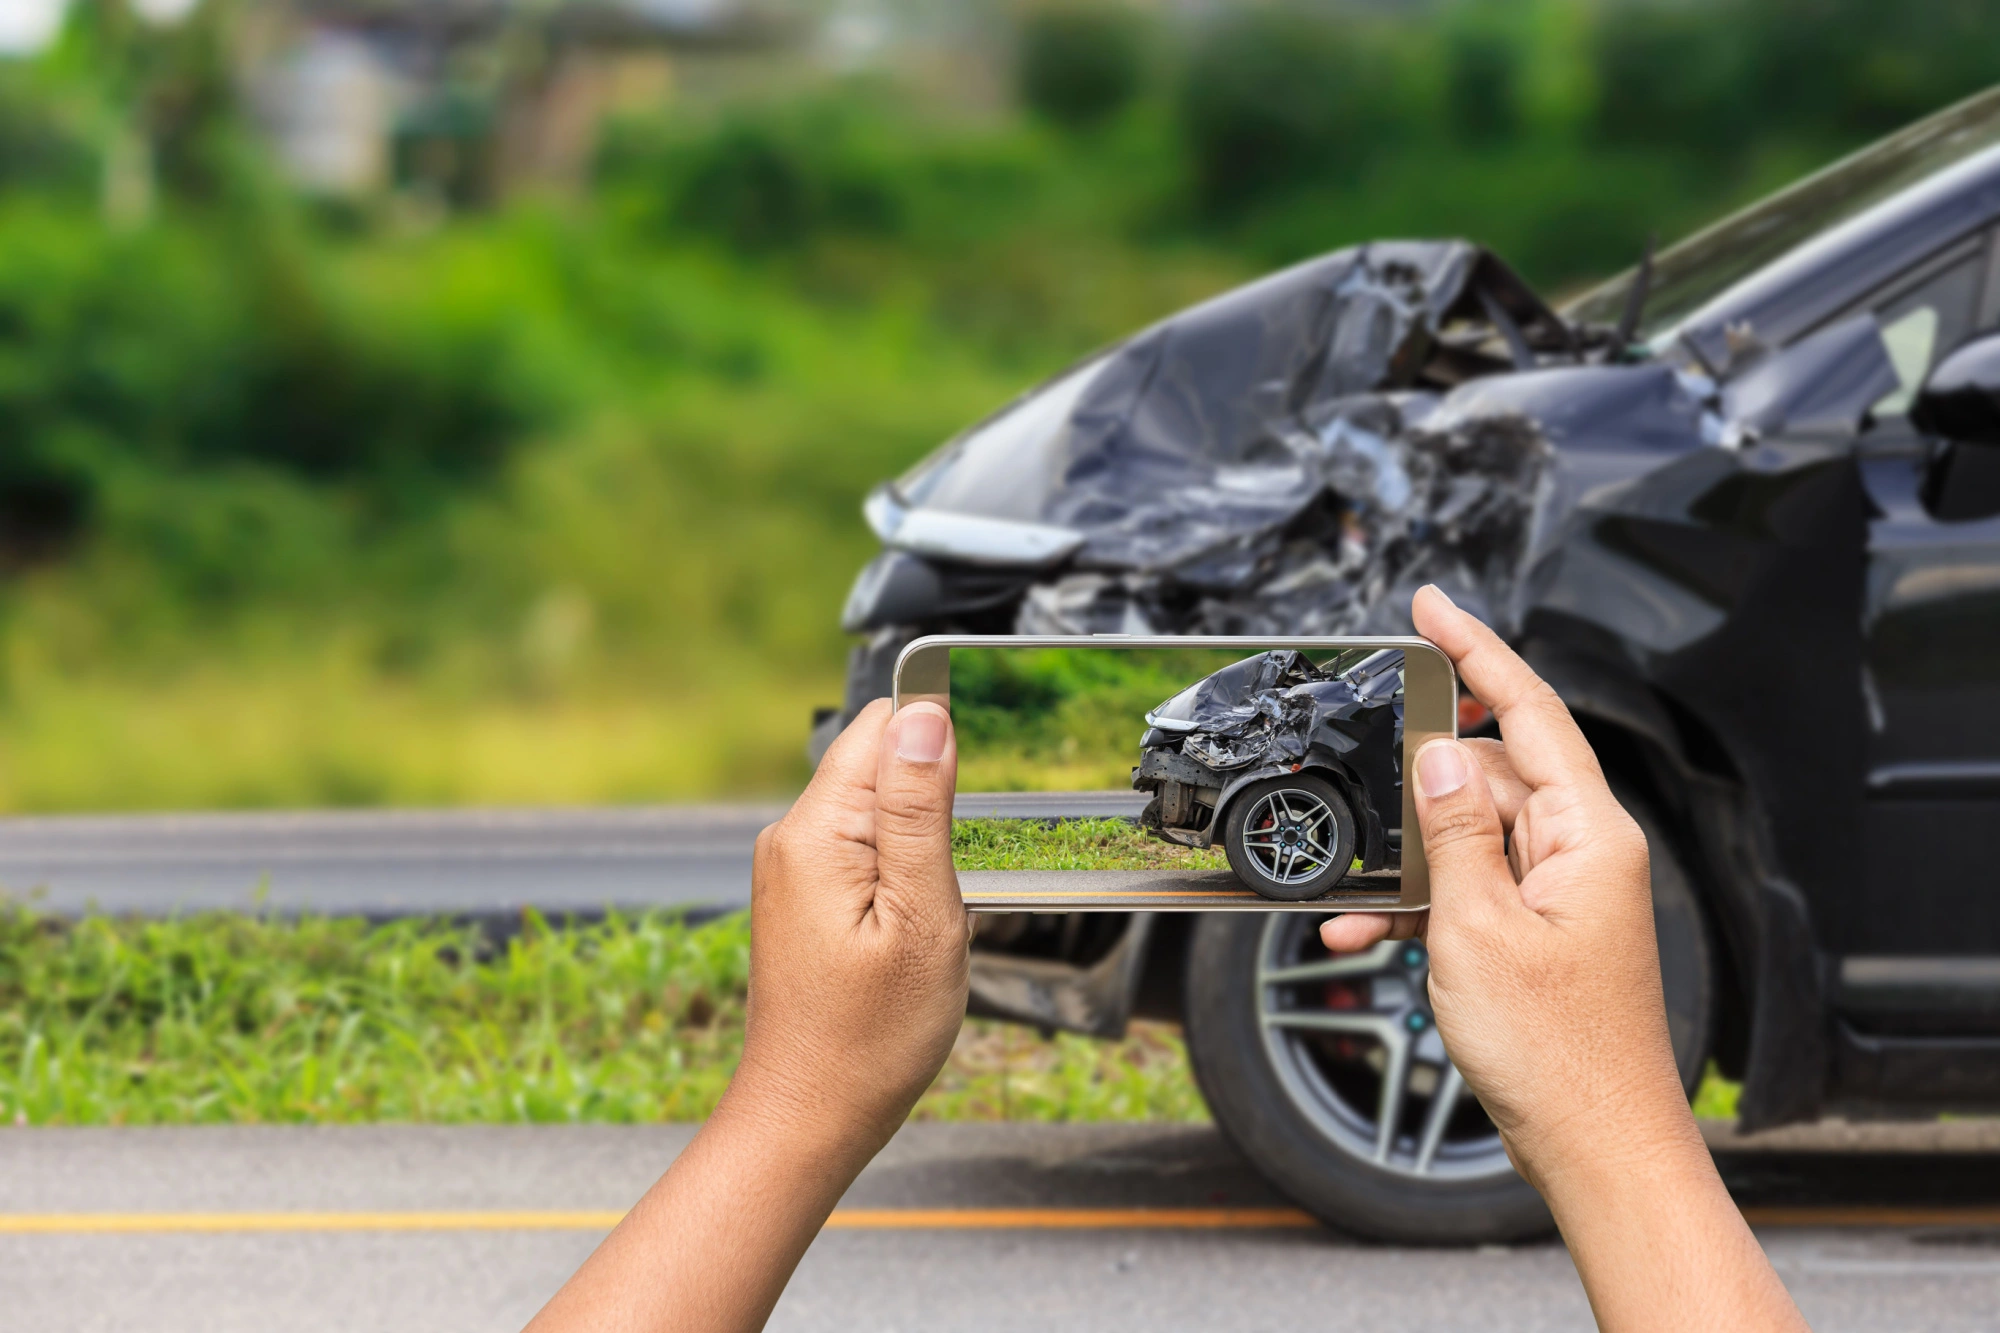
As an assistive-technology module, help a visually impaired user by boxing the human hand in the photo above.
[1322,586,1686,1189]
[1319,589,1805,1329]
[735,698,970,1162]
[526,701,970,1333]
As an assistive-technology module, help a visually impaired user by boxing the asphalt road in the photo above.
[0,793,1151,918]
[3,1122,1999,1332]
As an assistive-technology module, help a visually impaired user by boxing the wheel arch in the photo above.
[1525,640,1762,1084]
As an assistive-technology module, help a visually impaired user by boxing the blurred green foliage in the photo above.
[1016,3,1148,131]
[952,648,1259,790]
[1,0,1999,809]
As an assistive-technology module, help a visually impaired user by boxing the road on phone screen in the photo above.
[3,1120,1998,1332]
[0,794,1150,918]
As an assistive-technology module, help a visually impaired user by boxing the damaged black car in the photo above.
[825,86,2000,1243]
[1133,648,1401,901]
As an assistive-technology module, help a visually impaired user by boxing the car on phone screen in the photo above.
[824,86,2000,1243]
[1132,648,1402,901]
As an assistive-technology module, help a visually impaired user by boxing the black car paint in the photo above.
[843,93,2000,1130]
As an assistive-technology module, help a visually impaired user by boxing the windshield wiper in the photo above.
[1612,233,1657,358]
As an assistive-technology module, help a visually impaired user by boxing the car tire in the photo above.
[1615,784,1715,1093]
[1220,774,1356,902]
[1182,787,1714,1244]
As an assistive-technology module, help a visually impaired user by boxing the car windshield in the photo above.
[1566,86,2000,343]
[1326,648,1397,678]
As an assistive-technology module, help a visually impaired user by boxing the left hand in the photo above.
[733,698,971,1156]
[525,700,973,1333]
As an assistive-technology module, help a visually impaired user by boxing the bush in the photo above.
[1592,0,2000,161]
[0,71,94,196]
[1016,4,1148,131]
[1442,25,1520,146]
[0,206,545,556]
[600,100,905,254]
[1176,9,1405,219]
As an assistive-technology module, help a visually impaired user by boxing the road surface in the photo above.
[2,1121,1998,1332]
[0,794,1150,917]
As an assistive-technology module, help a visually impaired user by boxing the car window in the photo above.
[1868,246,1986,416]
[1565,88,2000,342]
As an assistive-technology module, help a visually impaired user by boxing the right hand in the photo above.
[1323,585,1694,1190]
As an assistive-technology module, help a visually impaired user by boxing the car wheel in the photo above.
[1220,774,1356,902]
[1182,790,1713,1243]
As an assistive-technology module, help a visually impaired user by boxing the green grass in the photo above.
[0,901,1747,1129]
[952,817,1230,872]
[1691,1062,1743,1122]
[0,904,1204,1126]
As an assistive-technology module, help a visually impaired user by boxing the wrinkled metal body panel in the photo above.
[1505,330,1893,1128]
[847,242,1571,646]
[841,207,1992,1123]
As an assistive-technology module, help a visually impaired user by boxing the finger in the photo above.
[1465,737,1530,832]
[1320,909,1427,953]
[1411,738,1520,924]
[870,702,962,928]
[795,699,892,830]
[1412,585,1600,790]
[754,701,891,911]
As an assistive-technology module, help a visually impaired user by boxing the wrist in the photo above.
[1511,1079,1711,1208]
[714,1054,901,1187]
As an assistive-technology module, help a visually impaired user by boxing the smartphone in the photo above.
[893,635,1455,913]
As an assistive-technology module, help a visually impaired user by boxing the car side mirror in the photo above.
[1911,334,2000,444]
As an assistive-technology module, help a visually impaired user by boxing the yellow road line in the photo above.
[0,1205,1993,1235]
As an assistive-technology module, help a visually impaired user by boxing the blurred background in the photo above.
[3,0,2000,814]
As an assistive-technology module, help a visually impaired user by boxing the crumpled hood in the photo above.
[844,238,1904,645]
[872,241,1567,560]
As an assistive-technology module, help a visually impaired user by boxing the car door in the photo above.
[1850,227,2000,1026]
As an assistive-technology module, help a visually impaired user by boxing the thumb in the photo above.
[871,703,962,925]
[1412,739,1517,922]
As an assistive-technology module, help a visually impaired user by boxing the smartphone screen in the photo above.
[893,636,1453,912]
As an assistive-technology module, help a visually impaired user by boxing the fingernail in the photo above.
[894,706,947,763]
[1416,741,1469,797]
[1423,583,1457,609]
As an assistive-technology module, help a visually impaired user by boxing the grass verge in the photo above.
[0,900,1738,1130]
[0,905,1203,1126]
[951,817,1230,872]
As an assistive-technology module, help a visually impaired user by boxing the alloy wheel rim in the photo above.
[1240,788,1340,885]
[1254,915,1515,1181]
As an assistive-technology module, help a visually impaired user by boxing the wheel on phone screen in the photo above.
[1221,774,1355,902]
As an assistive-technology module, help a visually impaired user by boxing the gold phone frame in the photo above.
[893,635,1455,913]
